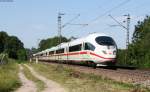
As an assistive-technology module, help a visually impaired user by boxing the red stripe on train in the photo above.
[61,51,115,60]
[89,52,115,60]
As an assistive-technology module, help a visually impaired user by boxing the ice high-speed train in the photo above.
[33,33,117,68]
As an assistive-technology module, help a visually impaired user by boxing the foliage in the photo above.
[116,49,126,65]
[0,31,8,53]
[0,53,9,65]
[117,16,150,68]
[38,36,69,51]
[0,60,21,92]
[17,49,27,60]
[25,48,36,59]
[0,31,27,60]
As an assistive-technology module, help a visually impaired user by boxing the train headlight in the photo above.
[102,50,107,54]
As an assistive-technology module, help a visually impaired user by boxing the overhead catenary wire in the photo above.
[88,0,132,25]
[67,0,132,33]
[108,14,130,49]
[108,14,127,30]
[62,14,80,28]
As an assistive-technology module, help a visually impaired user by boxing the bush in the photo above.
[0,53,9,65]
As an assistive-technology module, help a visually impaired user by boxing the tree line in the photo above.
[0,31,75,62]
[117,16,150,68]
[38,36,69,51]
[0,31,27,60]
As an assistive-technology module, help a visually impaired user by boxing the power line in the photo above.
[57,12,88,45]
[108,14,127,30]
[109,14,130,49]
[66,0,132,34]
[88,0,131,25]
[62,14,80,28]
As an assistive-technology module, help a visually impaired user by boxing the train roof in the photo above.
[34,33,110,55]
[56,33,108,48]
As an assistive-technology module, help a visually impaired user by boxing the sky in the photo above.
[0,0,149,49]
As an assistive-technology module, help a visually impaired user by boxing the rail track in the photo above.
[41,61,150,88]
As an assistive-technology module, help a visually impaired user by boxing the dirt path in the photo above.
[15,64,37,92]
[24,64,66,92]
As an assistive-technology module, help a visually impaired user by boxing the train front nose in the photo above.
[94,36,117,60]
[93,45,117,65]
[101,46,117,56]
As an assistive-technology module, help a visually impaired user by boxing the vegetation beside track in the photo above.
[0,60,21,92]
[0,31,27,60]
[29,62,150,92]
[117,16,150,68]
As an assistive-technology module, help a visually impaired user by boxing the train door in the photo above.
[82,42,86,60]
[68,43,82,61]
[67,43,69,61]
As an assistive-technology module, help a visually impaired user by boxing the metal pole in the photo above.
[124,14,130,64]
[126,14,130,49]
[108,14,130,64]
[109,14,130,49]
[58,13,61,45]
[58,12,65,61]
[58,13,61,60]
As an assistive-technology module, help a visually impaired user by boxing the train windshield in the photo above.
[95,36,116,46]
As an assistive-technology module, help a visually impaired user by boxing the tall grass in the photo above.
[0,60,21,92]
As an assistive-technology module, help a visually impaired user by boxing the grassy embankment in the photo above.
[22,64,45,92]
[0,59,21,92]
[29,62,150,92]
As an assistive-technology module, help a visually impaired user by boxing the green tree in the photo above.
[118,16,150,68]
[5,36,24,59]
[0,31,27,60]
[38,36,69,51]
[17,49,27,60]
[0,31,8,53]
[130,16,150,67]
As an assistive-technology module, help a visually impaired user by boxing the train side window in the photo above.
[85,42,95,51]
[49,51,54,55]
[56,48,64,54]
[69,44,82,52]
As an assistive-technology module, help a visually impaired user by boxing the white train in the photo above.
[33,33,117,68]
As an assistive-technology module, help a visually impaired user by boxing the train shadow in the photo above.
[97,65,137,70]
[115,65,137,70]
[97,66,117,70]
[40,60,137,70]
